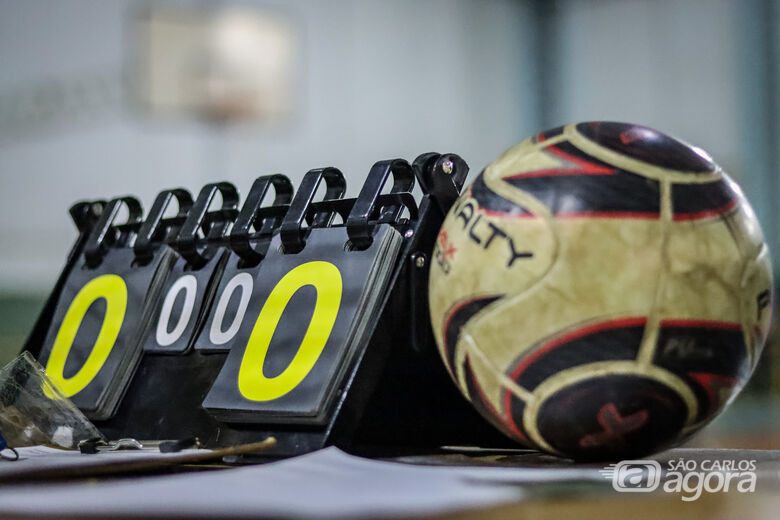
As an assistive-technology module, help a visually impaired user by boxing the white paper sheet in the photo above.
[0,447,603,519]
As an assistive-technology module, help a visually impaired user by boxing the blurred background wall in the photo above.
[0,0,777,444]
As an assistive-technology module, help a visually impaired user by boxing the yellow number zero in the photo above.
[238,261,342,401]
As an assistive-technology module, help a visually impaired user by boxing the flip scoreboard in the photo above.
[24,153,514,456]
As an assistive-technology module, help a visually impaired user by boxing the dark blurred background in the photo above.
[0,0,777,448]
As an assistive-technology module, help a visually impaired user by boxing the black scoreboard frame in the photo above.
[23,153,515,457]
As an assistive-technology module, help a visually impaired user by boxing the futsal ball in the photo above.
[428,121,773,460]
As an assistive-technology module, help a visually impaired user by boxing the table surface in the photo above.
[0,444,777,520]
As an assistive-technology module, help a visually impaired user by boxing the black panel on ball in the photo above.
[576,121,716,173]
[536,375,689,461]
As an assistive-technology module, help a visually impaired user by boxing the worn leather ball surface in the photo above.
[428,122,773,460]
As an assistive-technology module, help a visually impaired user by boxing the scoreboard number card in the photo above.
[203,162,413,423]
[142,183,238,354]
[37,196,175,420]
[202,226,402,423]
